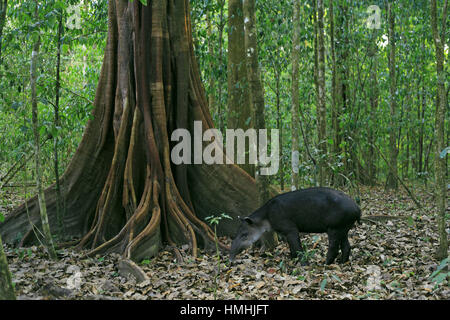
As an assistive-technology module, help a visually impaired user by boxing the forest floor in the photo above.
[1,185,449,300]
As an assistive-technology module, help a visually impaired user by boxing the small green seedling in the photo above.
[205,213,232,300]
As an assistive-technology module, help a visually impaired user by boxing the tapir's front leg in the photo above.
[285,231,302,258]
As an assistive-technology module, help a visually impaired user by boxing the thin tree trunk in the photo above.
[30,1,57,260]
[316,0,327,186]
[217,0,225,132]
[430,0,448,260]
[206,10,215,114]
[291,0,301,191]
[0,0,6,66]
[333,0,348,185]
[386,1,398,190]
[275,75,283,190]
[53,9,64,237]
[0,235,16,300]
[227,0,253,176]
[243,0,268,204]
[418,81,425,174]
[243,0,276,250]
[329,0,338,160]
[368,28,379,185]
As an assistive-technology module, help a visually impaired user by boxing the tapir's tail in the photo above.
[353,196,362,224]
[356,206,362,225]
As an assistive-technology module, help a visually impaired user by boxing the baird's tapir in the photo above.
[230,187,361,264]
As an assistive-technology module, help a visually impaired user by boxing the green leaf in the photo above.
[429,257,449,279]
[331,274,343,283]
[320,278,327,291]
[220,213,232,220]
[141,259,151,265]
[0,213,4,223]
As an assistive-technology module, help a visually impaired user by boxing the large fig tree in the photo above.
[0,0,259,261]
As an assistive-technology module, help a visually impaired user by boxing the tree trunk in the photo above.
[30,1,57,260]
[275,75,284,190]
[329,0,338,160]
[418,81,425,174]
[290,0,301,191]
[316,0,327,186]
[0,0,7,66]
[227,0,254,176]
[430,0,448,260]
[216,0,226,132]
[386,1,398,190]
[206,11,215,114]
[53,9,65,237]
[333,0,348,186]
[0,235,15,300]
[243,0,268,204]
[367,27,379,185]
[243,0,276,250]
[0,0,260,262]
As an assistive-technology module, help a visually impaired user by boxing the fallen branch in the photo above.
[360,215,409,224]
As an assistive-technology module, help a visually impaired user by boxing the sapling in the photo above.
[205,213,232,299]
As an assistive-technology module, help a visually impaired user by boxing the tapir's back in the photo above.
[265,187,360,233]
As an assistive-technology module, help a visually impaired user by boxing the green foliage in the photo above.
[429,257,449,286]
[0,0,447,219]
[0,0,106,189]
[205,212,232,226]
[140,259,151,266]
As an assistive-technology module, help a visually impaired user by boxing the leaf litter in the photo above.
[2,186,449,300]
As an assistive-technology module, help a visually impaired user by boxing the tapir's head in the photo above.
[229,216,271,262]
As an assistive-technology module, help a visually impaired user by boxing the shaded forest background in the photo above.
[0,0,447,194]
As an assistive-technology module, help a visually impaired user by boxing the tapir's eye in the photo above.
[241,233,248,239]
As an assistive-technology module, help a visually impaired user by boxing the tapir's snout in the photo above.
[229,239,241,262]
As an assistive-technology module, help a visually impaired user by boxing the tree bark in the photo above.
[329,0,338,159]
[0,235,15,300]
[243,0,268,204]
[430,0,448,260]
[30,1,57,260]
[316,0,327,186]
[53,9,65,237]
[243,0,276,250]
[386,1,398,190]
[0,0,6,66]
[216,0,226,132]
[333,0,349,185]
[290,0,301,191]
[206,10,215,114]
[228,0,254,176]
[367,29,379,185]
[0,0,260,262]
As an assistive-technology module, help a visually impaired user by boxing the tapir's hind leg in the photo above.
[326,229,341,264]
[339,234,351,263]
[339,226,351,263]
[327,228,353,265]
